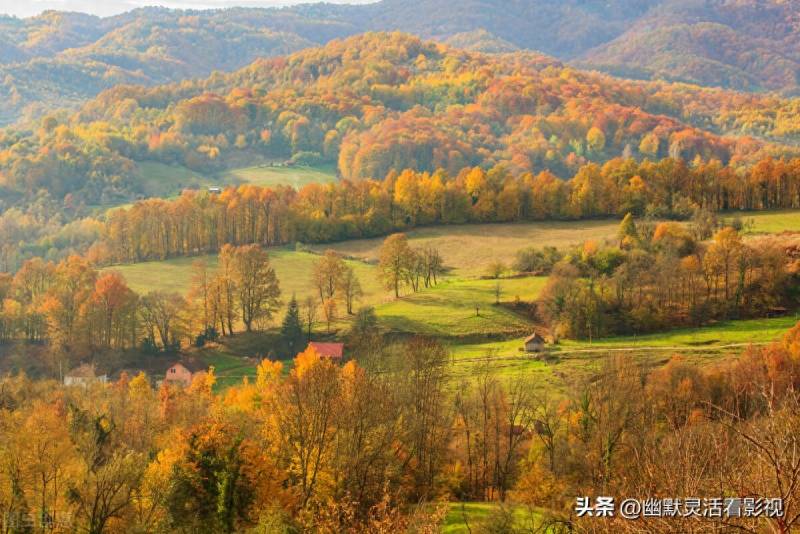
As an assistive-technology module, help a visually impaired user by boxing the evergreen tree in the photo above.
[280,295,304,353]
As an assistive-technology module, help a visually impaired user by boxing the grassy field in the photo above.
[559,315,798,349]
[98,162,336,213]
[106,248,547,339]
[441,502,545,533]
[377,277,545,337]
[312,220,622,277]
[102,214,800,393]
[218,164,337,189]
[136,161,216,198]
[738,209,800,234]
[442,314,798,388]
[90,162,214,213]
[137,161,337,195]
[313,210,800,278]
[191,332,280,388]
[107,162,337,214]
[105,249,384,304]
[449,315,796,360]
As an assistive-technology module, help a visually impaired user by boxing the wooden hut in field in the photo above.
[523,332,546,353]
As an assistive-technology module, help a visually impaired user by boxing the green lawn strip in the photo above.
[218,163,337,189]
[558,315,797,350]
[736,209,800,234]
[444,315,798,391]
[447,316,797,367]
[441,502,549,533]
[376,277,546,337]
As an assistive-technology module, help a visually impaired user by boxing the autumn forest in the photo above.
[2,3,800,533]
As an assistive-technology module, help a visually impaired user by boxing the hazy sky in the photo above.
[0,0,375,18]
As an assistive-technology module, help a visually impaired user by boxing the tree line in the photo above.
[91,156,800,266]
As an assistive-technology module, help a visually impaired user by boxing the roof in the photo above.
[66,363,97,378]
[309,342,344,359]
[524,332,545,344]
[168,359,206,374]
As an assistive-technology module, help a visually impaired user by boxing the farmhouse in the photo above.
[208,186,222,194]
[164,360,206,386]
[523,332,546,353]
[308,342,345,362]
[64,364,108,387]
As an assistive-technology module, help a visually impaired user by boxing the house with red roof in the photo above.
[308,342,345,362]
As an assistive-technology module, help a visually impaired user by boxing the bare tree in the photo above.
[337,265,362,315]
[302,295,317,341]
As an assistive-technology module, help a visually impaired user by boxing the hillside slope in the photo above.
[3,32,800,210]
[0,8,348,124]
[578,0,800,95]
[3,0,800,124]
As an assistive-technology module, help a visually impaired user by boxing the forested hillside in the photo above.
[4,32,800,210]
[0,8,344,124]
[2,0,800,125]
[338,0,800,94]
[578,0,800,94]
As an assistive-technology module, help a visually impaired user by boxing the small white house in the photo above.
[64,364,108,387]
[208,186,222,194]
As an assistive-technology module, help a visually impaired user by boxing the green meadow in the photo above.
[218,163,337,189]
[135,161,216,198]
[311,220,622,277]
[440,502,547,533]
[106,248,547,340]
[377,277,546,337]
[95,161,338,214]
[104,213,800,393]
[739,209,800,234]
[105,248,382,303]
[449,315,797,366]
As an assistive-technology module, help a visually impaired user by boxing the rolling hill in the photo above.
[3,31,800,214]
[577,0,800,95]
[0,8,343,124]
[2,0,800,124]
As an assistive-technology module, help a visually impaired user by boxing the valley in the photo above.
[2,6,800,531]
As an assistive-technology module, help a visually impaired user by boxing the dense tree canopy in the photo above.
[2,32,799,212]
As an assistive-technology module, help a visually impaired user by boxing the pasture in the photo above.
[105,248,547,340]
[449,315,797,363]
[96,161,338,216]
[135,161,216,198]
[218,163,337,189]
[103,214,800,393]
[441,502,545,533]
[311,220,622,277]
[126,161,337,209]
[739,209,800,234]
[377,276,546,337]
[105,249,384,304]
[444,313,798,388]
